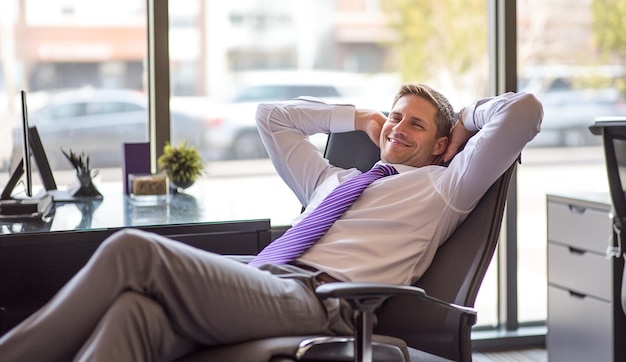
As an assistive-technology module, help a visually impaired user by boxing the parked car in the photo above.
[203,71,367,160]
[9,88,208,170]
[532,89,623,147]
[522,75,626,147]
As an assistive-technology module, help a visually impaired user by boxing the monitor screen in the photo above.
[0,90,33,200]
[21,90,33,197]
[0,90,53,217]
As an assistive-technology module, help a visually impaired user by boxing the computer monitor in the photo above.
[1,91,34,199]
[0,90,52,217]
[21,90,33,197]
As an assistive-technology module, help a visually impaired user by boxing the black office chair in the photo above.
[589,120,626,317]
[179,131,516,362]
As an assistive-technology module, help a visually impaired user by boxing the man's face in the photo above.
[379,94,448,167]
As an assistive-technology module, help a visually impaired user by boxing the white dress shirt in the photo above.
[256,93,542,285]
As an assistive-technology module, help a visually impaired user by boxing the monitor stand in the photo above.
[0,159,53,218]
[0,191,53,218]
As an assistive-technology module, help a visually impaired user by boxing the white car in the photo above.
[203,71,367,160]
[520,72,626,147]
[10,88,208,170]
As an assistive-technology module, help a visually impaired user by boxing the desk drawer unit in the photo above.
[547,285,612,362]
[547,243,611,300]
[546,194,626,362]
[547,201,612,254]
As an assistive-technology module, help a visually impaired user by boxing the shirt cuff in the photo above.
[462,96,496,132]
[329,103,356,133]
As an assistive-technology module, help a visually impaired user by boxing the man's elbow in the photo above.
[517,92,543,126]
[510,92,543,138]
[255,103,276,128]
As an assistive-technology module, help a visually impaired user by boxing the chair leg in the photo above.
[354,311,374,362]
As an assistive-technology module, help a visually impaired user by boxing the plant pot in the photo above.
[171,179,194,193]
[70,172,103,199]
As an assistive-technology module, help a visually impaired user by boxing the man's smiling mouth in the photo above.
[388,137,410,146]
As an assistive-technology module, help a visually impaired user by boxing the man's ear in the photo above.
[433,136,449,156]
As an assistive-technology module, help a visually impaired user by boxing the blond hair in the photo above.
[391,83,455,138]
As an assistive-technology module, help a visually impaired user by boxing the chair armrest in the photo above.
[316,282,477,324]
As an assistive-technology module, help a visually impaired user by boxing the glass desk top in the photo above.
[0,179,290,234]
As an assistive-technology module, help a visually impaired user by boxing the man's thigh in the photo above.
[121,230,345,345]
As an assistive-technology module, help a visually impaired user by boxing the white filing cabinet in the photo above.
[547,194,626,362]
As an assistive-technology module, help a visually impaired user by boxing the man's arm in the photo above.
[255,97,357,207]
[354,109,387,147]
[441,108,477,164]
[442,92,542,210]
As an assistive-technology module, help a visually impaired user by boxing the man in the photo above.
[0,83,542,361]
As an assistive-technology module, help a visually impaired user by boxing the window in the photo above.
[517,0,622,324]
[4,0,600,344]
[44,103,86,120]
[87,102,129,115]
[232,85,342,103]
[0,0,147,183]
[168,0,498,324]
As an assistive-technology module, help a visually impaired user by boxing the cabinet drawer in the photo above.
[547,285,613,362]
[547,201,612,254]
[548,243,612,300]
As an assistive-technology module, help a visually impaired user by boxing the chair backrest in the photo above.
[590,120,626,317]
[324,131,381,172]
[324,131,515,362]
[376,163,514,361]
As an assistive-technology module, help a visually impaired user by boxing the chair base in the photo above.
[177,334,408,362]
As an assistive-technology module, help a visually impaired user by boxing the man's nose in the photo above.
[392,119,408,134]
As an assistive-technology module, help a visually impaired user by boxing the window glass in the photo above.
[232,85,342,102]
[49,103,86,120]
[517,0,621,323]
[232,85,286,102]
[169,0,496,325]
[87,102,128,115]
[0,0,147,186]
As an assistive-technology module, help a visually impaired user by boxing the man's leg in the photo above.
[75,291,199,362]
[0,229,351,361]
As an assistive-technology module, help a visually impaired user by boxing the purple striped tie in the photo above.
[249,163,398,266]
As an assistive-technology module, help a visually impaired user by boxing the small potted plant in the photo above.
[157,140,204,192]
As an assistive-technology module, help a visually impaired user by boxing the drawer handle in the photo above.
[568,246,586,255]
[569,291,586,299]
[568,205,586,214]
